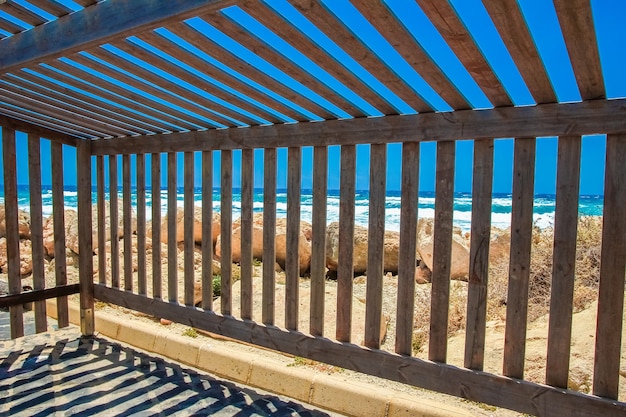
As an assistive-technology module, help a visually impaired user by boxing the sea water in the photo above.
[13,185,604,232]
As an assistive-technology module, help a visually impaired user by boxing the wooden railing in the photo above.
[2,121,626,416]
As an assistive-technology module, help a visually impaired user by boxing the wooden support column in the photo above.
[310,146,327,337]
[167,152,177,302]
[109,154,119,289]
[96,155,106,285]
[123,153,132,291]
[28,134,47,333]
[77,139,94,336]
[136,153,147,295]
[263,148,277,325]
[201,151,213,310]
[184,151,195,306]
[151,153,162,299]
[220,150,233,316]
[3,127,23,338]
[240,148,254,320]
[286,147,301,331]
[51,141,69,327]
[464,139,494,370]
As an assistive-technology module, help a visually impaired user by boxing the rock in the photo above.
[161,207,220,246]
[416,218,470,281]
[0,238,33,276]
[0,204,31,239]
[415,263,432,284]
[325,223,404,274]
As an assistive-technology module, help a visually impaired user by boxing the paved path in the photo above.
[0,326,335,416]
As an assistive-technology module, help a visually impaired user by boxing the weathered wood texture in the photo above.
[220,150,233,316]
[51,141,69,327]
[96,155,106,286]
[136,153,147,295]
[310,146,327,337]
[240,148,253,320]
[546,135,581,388]
[96,285,626,417]
[429,141,455,362]
[201,151,213,311]
[167,152,177,302]
[108,154,119,289]
[91,99,626,155]
[262,148,277,325]
[593,134,626,399]
[184,152,195,307]
[122,154,132,292]
[503,138,536,379]
[286,147,301,331]
[395,142,419,355]
[77,140,94,336]
[27,134,47,333]
[464,139,494,370]
[151,153,162,300]
[3,127,23,339]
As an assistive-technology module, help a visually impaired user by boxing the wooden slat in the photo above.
[136,31,306,123]
[464,139,494,370]
[96,155,106,285]
[0,112,81,145]
[183,151,195,307]
[429,140,455,362]
[593,133,626,399]
[27,134,47,333]
[336,144,356,342]
[415,0,512,107]
[2,127,23,338]
[262,148,277,325]
[91,98,626,156]
[201,150,213,311]
[0,2,46,26]
[545,135,581,388]
[220,150,233,316]
[97,285,626,417]
[167,152,178,303]
[289,0,432,113]
[285,147,301,331]
[0,0,236,74]
[51,141,68,327]
[503,137,536,379]
[240,1,397,115]
[0,15,25,34]
[77,140,94,335]
[240,148,254,320]
[108,154,119,289]
[22,0,72,18]
[0,284,79,308]
[136,153,147,296]
[122,153,132,292]
[553,0,605,100]
[168,21,338,121]
[364,144,387,349]
[355,0,471,110]
[151,153,162,300]
[310,146,327,336]
[483,1,557,104]
[395,141,419,355]
[0,107,90,140]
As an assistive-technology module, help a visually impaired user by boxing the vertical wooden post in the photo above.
[184,151,195,306]
[286,147,301,331]
[337,145,356,342]
[151,153,162,299]
[123,153,132,292]
[263,148,277,325]
[28,134,47,334]
[503,137,536,378]
[429,140,455,362]
[365,143,386,349]
[51,141,69,327]
[220,150,233,315]
[240,148,254,320]
[109,154,119,289]
[464,138,494,370]
[96,155,106,285]
[396,142,419,355]
[593,133,626,399]
[167,152,178,302]
[3,127,23,338]
[546,135,581,388]
[201,150,213,310]
[77,139,94,336]
[310,146,327,337]
[136,153,147,295]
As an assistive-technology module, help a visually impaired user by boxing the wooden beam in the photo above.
[309,146,327,337]
[285,147,301,331]
[0,284,80,308]
[0,0,235,74]
[0,114,81,146]
[201,150,213,311]
[91,99,626,155]
[262,148,277,325]
[95,285,626,417]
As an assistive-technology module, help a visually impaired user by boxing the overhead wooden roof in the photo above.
[0,0,616,142]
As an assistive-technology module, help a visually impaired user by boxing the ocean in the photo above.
[13,185,604,232]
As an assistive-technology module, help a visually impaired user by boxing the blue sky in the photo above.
[2,0,624,195]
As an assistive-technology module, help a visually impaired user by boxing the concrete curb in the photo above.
[46,301,474,417]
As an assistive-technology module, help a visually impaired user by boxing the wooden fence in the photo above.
[1,124,625,416]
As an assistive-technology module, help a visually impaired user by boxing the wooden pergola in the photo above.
[1,1,625,416]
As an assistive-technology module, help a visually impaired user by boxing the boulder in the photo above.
[0,204,31,239]
[325,222,404,274]
[161,207,221,246]
[416,218,470,281]
[0,238,33,276]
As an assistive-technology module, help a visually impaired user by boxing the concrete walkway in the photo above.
[0,326,336,416]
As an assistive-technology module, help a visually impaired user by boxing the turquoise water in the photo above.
[11,185,604,232]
